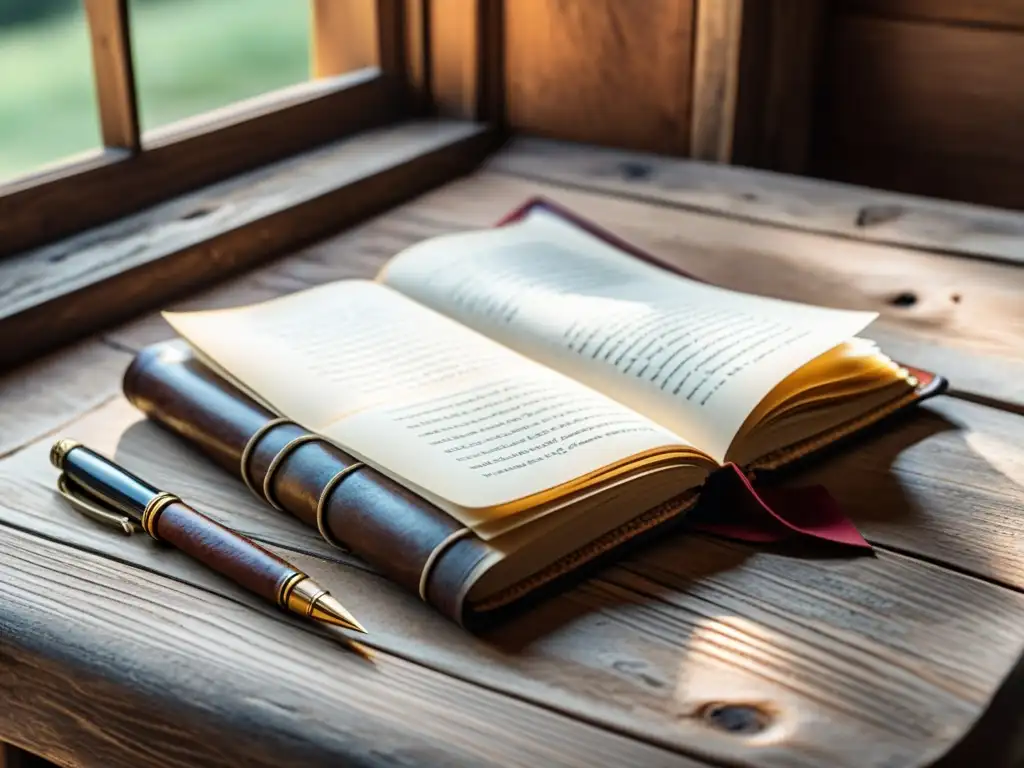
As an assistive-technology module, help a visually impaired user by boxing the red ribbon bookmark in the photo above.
[686,463,872,550]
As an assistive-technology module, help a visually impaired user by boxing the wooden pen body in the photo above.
[153,500,301,606]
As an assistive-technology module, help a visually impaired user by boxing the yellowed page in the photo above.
[164,280,699,535]
[381,208,878,463]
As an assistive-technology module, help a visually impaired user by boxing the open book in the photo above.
[160,199,939,607]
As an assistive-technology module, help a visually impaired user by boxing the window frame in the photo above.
[0,0,420,257]
[0,0,507,369]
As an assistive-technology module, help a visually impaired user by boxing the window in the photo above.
[0,2,100,181]
[0,0,406,256]
[0,0,502,371]
[129,0,311,131]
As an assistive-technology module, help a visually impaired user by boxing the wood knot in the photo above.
[888,291,918,307]
[698,702,771,735]
[619,161,652,181]
[856,204,903,228]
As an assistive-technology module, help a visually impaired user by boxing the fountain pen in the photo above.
[50,439,365,634]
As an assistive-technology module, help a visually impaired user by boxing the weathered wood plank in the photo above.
[0,340,130,459]
[681,0,825,170]
[820,16,1024,210]
[739,0,824,173]
[0,400,357,565]
[488,137,1024,267]
[434,171,1022,408]
[505,0,693,155]
[0,525,701,768]
[0,119,496,369]
[96,165,1024,584]
[690,0,743,162]
[0,70,404,258]
[10,142,1024,765]
[783,396,1024,589]
[425,0,502,121]
[105,166,1024,411]
[311,0,379,77]
[3,386,1024,765]
[840,0,1024,29]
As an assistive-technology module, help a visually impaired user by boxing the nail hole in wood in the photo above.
[856,204,903,228]
[889,291,917,307]
[619,161,651,181]
[181,205,218,221]
[698,703,771,735]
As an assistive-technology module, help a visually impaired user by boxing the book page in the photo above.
[381,208,878,462]
[164,280,700,532]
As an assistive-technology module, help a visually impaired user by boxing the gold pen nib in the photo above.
[283,575,367,634]
[310,593,367,634]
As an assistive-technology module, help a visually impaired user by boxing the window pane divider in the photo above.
[84,0,141,152]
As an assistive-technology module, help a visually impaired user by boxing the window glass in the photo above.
[130,0,310,132]
[0,1,100,183]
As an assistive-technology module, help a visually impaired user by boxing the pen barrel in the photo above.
[61,445,160,522]
[153,500,302,606]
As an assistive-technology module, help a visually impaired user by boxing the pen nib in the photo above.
[310,594,367,633]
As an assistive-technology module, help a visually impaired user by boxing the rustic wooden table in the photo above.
[2,138,1024,768]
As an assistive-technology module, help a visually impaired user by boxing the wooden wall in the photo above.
[503,0,695,156]
[490,0,1024,210]
[814,0,1024,209]
[497,0,824,172]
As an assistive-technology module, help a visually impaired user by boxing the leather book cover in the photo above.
[122,199,947,627]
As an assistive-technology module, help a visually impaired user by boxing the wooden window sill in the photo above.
[0,69,405,258]
[0,119,499,370]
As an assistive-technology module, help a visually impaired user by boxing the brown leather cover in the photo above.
[122,200,949,627]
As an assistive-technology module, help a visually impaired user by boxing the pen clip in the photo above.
[56,473,139,535]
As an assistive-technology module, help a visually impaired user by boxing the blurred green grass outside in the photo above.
[0,0,310,182]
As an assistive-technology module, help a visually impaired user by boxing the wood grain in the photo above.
[312,0,379,77]
[690,0,743,162]
[427,0,480,119]
[5,138,1024,766]
[840,0,1024,29]
[0,70,403,258]
[686,0,823,170]
[0,525,702,768]
[505,0,692,155]
[426,0,503,121]
[819,16,1024,209]
[101,152,1024,410]
[0,340,129,459]
[0,119,496,369]
[733,0,824,173]
[404,0,429,109]
[105,165,1024,409]
[489,137,1024,265]
[4,392,1024,765]
[478,148,1024,408]
[84,0,140,151]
